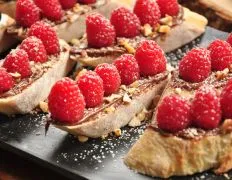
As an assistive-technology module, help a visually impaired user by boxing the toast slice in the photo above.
[124,70,232,178]
[70,7,208,67]
[0,0,16,18]
[54,71,169,138]
[7,0,132,43]
[179,0,232,31]
[0,40,75,115]
[0,13,18,53]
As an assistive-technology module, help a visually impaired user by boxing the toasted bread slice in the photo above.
[70,7,208,67]
[54,71,169,138]
[7,0,133,42]
[0,1,16,18]
[0,13,18,53]
[179,0,232,31]
[0,40,75,115]
[124,70,232,178]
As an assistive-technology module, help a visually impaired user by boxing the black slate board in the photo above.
[0,27,231,180]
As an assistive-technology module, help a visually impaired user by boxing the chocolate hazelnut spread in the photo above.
[0,46,68,98]
[7,0,108,38]
[170,70,232,91]
[52,71,169,126]
[70,7,185,58]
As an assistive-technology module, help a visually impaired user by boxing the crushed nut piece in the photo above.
[153,23,160,32]
[75,69,88,80]
[129,81,139,88]
[174,88,182,95]
[129,116,141,127]
[70,38,80,46]
[127,88,137,95]
[104,94,122,103]
[123,93,132,104]
[158,25,171,34]
[119,39,135,54]
[137,108,148,121]
[39,101,49,113]
[160,15,173,26]
[104,106,116,113]
[216,68,229,80]
[114,129,122,137]
[120,85,127,91]
[77,135,89,143]
[141,24,153,37]
[101,134,108,140]
[221,119,232,134]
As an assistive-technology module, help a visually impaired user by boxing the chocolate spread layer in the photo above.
[0,45,68,98]
[53,71,169,126]
[7,0,107,38]
[70,7,184,58]
[170,70,232,91]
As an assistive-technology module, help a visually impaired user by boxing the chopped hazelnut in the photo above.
[128,116,141,127]
[114,129,122,137]
[158,25,171,34]
[70,38,80,46]
[77,135,89,143]
[104,94,122,103]
[101,134,108,140]
[141,24,153,37]
[39,101,49,113]
[129,81,139,88]
[160,15,173,26]
[120,85,127,91]
[123,93,132,104]
[216,68,229,80]
[174,88,182,95]
[104,106,116,113]
[119,39,135,54]
[127,88,137,95]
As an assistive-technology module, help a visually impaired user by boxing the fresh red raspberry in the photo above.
[227,33,232,46]
[135,40,166,76]
[59,0,76,9]
[48,78,85,124]
[77,71,104,108]
[3,49,31,78]
[221,79,232,119]
[86,13,116,48]
[95,63,121,96]
[78,0,96,4]
[0,68,14,94]
[179,48,211,83]
[208,39,232,71]
[134,0,161,26]
[113,54,140,85]
[34,0,63,21]
[191,86,221,130]
[157,0,179,17]
[20,36,48,63]
[110,7,141,38]
[28,21,60,55]
[157,95,191,133]
[15,0,41,27]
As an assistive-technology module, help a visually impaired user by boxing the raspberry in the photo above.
[3,49,31,78]
[59,0,76,9]
[135,40,166,76]
[113,54,140,85]
[95,63,121,96]
[227,33,232,46]
[15,0,41,27]
[134,0,161,26]
[0,68,14,94]
[86,13,116,48]
[110,7,141,38]
[221,79,232,119]
[20,36,48,63]
[28,21,60,55]
[34,0,63,21]
[191,86,221,130]
[179,48,211,83]
[157,0,179,17]
[77,71,104,108]
[208,39,232,71]
[78,0,96,4]
[157,95,191,133]
[48,78,85,124]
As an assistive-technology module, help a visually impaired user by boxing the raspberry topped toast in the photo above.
[70,0,207,67]
[47,40,169,138]
[0,22,74,115]
[7,0,131,42]
[124,37,232,178]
